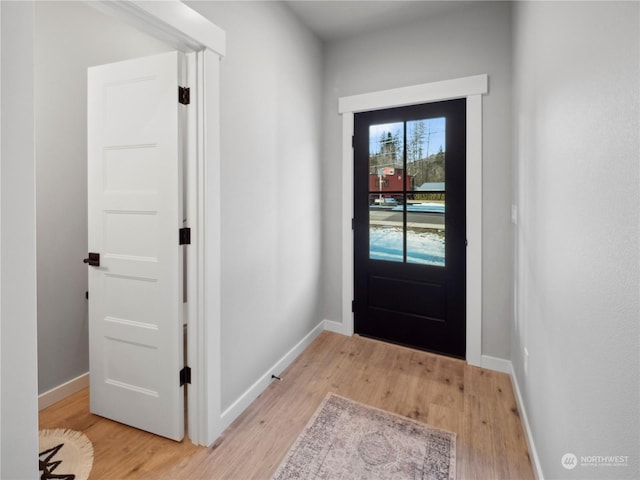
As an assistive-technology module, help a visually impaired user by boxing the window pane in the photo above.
[405,117,446,266]
[369,123,406,193]
[407,117,446,192]
[406,199,445,266]
[369,194,403,263]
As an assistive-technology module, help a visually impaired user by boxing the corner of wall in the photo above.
[508,363,545,480]
[218,321,326,434]
[323,319,345,335]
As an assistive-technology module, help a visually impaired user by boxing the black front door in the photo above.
[353,99,466,358]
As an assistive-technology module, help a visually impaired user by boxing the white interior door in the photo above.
[87,51,186,441]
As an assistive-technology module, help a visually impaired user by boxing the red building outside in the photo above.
[369,167,414,202]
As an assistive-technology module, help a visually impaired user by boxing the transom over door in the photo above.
[87,51,186,441]
[353,99,466,358]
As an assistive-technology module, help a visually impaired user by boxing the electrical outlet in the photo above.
[524,348,529,375]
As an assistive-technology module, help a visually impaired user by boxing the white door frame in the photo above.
[85,0,225,446]
[338,75,487,367]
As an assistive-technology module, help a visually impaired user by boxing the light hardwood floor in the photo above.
[39,331,534,479]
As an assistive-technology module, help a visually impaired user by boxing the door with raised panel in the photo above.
[353,99,466,358]
[87,51,185,440]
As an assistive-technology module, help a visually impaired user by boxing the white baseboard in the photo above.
[38,372,89,411]
[481,354,511,374]
[509,363,545,480]
[323,319,345,334]
[219,321,325,432]
[480,356,543,479]
[217,319,544,480]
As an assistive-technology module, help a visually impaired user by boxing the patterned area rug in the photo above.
[39,429,94,480]
[272,393,456,479]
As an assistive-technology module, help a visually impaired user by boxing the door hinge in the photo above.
[180,366,191,386]
[179,86,190,105]
[179,227,191,245]
[85,291,89,300]
[352,135,355,148]
[351,218,354,230]
[351,300,355,312]
[83,252,100,267]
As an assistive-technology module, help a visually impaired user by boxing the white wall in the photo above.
[186,1,324,409]
[321,2,514,359]
[512,2,640,478]
[35,1,173,394]
[1,4,3,472]
[1,2,39,477]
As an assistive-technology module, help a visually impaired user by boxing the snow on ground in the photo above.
[369,226,445,266]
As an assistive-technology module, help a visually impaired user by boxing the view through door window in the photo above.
[368,117,446,266]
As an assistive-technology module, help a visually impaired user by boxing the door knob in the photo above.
[83,253,100,267]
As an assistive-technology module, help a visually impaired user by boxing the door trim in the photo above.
[338,74,487,366]
[84,0,224,446]
[90,1,225,56]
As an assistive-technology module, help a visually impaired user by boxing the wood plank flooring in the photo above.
[39,331,534,479]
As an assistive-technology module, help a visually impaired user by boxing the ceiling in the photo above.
[284,1,476,42]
